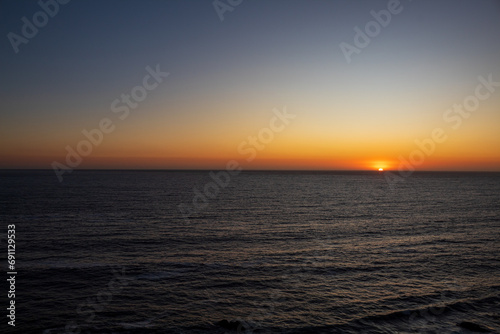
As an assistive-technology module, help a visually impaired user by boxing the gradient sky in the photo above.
[1,0,499,171]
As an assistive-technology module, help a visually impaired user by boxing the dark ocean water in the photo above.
[1,170,499,334]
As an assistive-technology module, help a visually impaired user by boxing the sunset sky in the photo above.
[1,0,499,171]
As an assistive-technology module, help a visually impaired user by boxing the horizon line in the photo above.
[1,168,500,173]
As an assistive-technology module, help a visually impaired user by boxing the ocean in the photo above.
[1,170,499,334]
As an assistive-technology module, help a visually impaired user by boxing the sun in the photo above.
[370,161,391,172]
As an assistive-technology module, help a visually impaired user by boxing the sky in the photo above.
[1,0,499,171]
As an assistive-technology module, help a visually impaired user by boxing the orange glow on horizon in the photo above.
[2,153,498,172]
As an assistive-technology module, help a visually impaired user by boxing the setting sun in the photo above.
[378,168,384,171]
